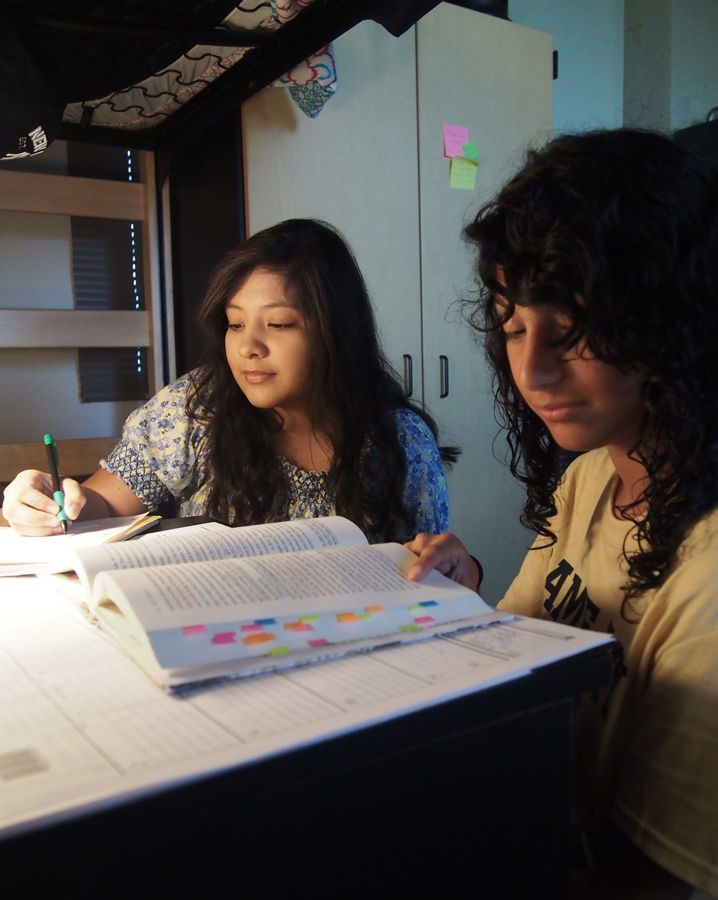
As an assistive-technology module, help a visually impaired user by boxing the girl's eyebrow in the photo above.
[225,301,298,311]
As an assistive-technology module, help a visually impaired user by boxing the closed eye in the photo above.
[227,323,244,331]
[268,322,298,329]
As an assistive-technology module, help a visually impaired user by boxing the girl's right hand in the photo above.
[404,531,481,591]
[1,470,86,535]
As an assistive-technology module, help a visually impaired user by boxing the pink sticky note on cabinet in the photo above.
[443,123,470,158]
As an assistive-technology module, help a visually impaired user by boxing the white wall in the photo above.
[670,0,718,129]
[509,0,625,133]
[521,0,718,135]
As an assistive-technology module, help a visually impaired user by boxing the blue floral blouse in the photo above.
[101,371,449,541]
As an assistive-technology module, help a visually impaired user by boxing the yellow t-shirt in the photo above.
[500,448,718,895]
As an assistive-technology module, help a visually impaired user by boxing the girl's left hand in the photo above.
[405,532,481,590]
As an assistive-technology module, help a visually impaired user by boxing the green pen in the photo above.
[43,433,69,533]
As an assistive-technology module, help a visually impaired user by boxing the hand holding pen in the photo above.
[43,433,69,533]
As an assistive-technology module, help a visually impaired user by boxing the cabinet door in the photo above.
[241,22,422,397]
[417,7,553,602]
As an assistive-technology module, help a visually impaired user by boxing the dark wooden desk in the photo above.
[1,642,613,900]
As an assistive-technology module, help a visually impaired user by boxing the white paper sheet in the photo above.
[0,578,614,838]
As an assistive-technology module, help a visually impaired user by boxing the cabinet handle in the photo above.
[439,355,449,398]
[402,354,413,397]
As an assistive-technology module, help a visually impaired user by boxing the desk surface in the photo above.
[0,575,615,899]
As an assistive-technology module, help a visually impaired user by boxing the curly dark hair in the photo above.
[186,218,457,541]
[464,128,718,615]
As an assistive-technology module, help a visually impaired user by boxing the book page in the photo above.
[0,514,156,575]
[66,515,367,593]
[91,543,495,678]
[96,543,481,630]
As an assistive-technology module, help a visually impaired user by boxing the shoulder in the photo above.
[122,369,209,443]
[148,369,204,408]
[656,507,718,626]
[390,407,438,450]
[555,448,616,514]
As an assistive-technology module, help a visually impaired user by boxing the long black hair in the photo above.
[187,218,456,540]
[464,128,718,612]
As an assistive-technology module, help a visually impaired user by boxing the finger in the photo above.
[407,543,453,582]
[60,478,85,521]
[404,533,434,555]
[7,521,66,537]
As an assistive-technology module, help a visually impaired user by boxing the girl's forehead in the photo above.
[225,268,298,309]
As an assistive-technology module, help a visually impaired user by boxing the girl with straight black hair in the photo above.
[4,219,453,542]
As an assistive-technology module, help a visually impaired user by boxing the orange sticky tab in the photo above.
[336,612,361,623]
[243,632,276,645]
[365,605,384,614]
[284,622,314,632]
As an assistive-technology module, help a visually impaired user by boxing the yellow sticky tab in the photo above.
[450,156,479,190]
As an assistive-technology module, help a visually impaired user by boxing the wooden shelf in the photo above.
[0,309,151,348]
[0,170,146,221]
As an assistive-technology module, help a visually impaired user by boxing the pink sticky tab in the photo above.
[308,638,331,647]
[241,623,263,633]
[211,631,236,645]
[443,123,470,158]
[182,624,206,635]
[415,616,435,625]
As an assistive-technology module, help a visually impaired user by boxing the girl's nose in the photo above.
[517,334,564,392]
[237,326,267,358]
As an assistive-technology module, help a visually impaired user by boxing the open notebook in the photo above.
[0,513,160,576]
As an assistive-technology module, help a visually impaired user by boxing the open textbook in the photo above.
[45,515,509,689]
[0,513,161,576]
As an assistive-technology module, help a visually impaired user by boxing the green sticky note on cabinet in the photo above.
[461,141,480,161]
[450,156,479,190]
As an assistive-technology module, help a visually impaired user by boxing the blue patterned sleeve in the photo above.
[393,407,450,536]
[100,372,206,511]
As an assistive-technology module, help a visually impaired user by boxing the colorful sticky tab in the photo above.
[336,612,361,623]
[309,638,331,647]
[269,646,291,657]
[409,604,425,612]
[450,156,479,191]
[461,141,480,161]
[365,605,385,614]
[243,632,276,645]
[255,618,277,626]
[211,631,236,644]
[443,123,470,158]
[300,615,319,623]
[240,623,263,633]
[399,624,422,633]
[182,624,206,635]
[284,622,314,632]
[414,616,435,625]
[418,601,439,608]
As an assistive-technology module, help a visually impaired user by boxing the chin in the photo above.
[547,428,598,455]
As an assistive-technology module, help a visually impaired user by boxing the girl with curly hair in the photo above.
[408,129,718,898]
[4,219,453,543]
